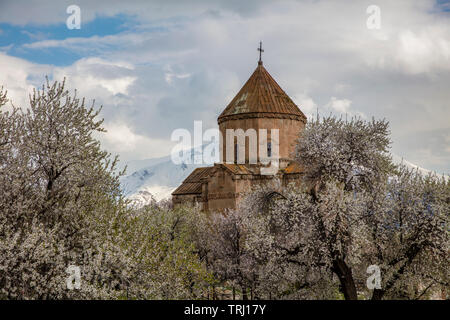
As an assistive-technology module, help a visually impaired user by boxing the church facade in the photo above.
[172,54,307,212]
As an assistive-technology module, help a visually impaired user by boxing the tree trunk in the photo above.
[371,288,384,300]
[332,258,358,300]
[242,286,248,300]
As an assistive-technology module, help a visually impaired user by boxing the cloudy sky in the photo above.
[0,0,449,173]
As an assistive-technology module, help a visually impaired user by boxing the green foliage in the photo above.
[121,205,215,299]
[0,79,215,300]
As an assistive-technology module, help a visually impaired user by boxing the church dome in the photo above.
[218,61,306,125]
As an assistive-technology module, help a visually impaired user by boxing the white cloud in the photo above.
[100,76,136,95]
[323,97,366,119]
[164,65,191,84]
[99,121,174,161]
[395,29,450,74]
[22,33,147,52]
[0,0,273,26]
[0,53,51,110]
[52,57,136,97]
[292,93,317,119]
[326,97,352,114]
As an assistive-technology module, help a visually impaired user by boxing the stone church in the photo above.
[172,48,307,212]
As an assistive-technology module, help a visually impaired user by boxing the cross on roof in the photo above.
[257,41,264,64]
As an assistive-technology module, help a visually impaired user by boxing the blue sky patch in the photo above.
[435,0,450,11]
[0,14,139,66]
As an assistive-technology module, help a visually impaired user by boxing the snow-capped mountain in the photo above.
[391,154,448,177]
[120,146,212,207]
[121,149,447,208]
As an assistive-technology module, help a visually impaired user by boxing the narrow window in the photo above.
[234,143,238,163]
[267,142,272,158]
[219,169,225,187]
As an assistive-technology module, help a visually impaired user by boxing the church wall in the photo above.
[232,175,290,209]
[206,166,238,212]
[172,171,305,213]
[172,194,204,209]
[219,117,304,163]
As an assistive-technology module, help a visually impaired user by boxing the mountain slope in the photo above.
[120,146,212,206]
[121,151,447,207]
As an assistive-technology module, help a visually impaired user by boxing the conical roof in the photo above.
[218,62,306,124]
